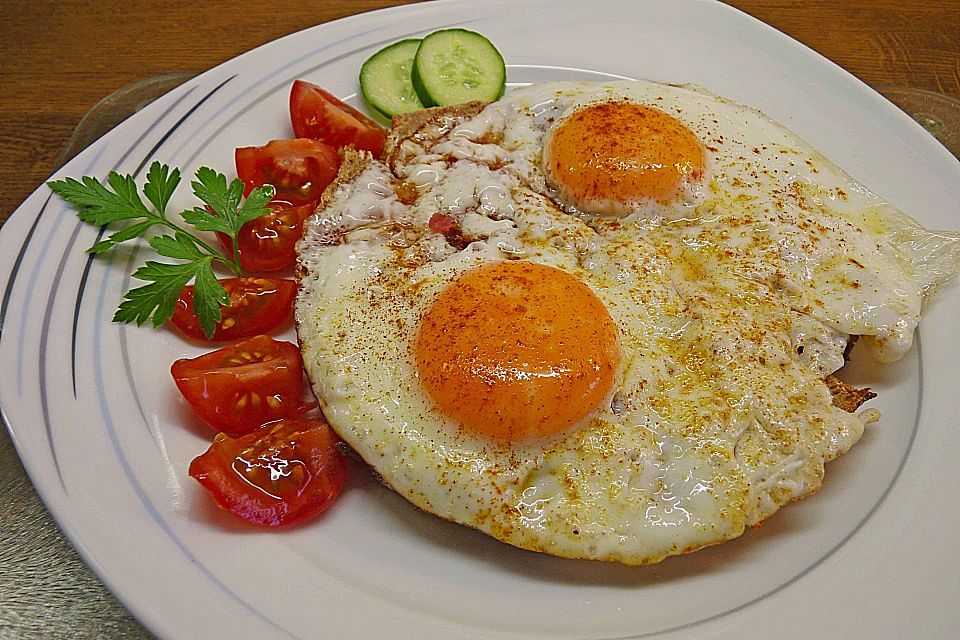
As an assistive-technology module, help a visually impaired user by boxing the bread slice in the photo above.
[383,101,487,171]
[318,146,374,210]
[825,374,876,413]
[315,101,488,216]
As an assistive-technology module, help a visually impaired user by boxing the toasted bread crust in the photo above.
[825,374,877,413]
[295,146,375,284]
[383,101,488,169]
[319,146,374,210]
[318,101,488,215]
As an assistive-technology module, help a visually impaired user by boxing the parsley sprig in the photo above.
[48,161,275,338]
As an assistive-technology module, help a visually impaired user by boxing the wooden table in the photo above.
[0,1,957,637]
[2,0,958,223]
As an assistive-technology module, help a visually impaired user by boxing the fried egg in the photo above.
[295,81,960,564]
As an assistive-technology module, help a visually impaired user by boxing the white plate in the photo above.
[2,1,958,638]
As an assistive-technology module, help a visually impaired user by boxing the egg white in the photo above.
[296,81,960,564]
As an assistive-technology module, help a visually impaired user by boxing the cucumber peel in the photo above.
[412,29,505,107]
[359,39,425,118]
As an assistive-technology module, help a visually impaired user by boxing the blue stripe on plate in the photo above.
[613,338,926,639]
[177,19,474,166]
[0,192,54,338]
[76,24,484,638]
[91,279,304,640]
[33,77,227,491]
[71,77,235,397]
[4,147,106,490]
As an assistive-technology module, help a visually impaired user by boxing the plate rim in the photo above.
[2,1,959,639]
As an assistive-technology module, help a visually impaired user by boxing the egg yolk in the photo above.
[415,261,619,443]
[543,101,705,215]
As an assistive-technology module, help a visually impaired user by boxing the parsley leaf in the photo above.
[49,174,152,225]
[88,220,156,255]
[185,170,274,236]
[114,259,217,328]
[238,183,276,224]
[47,163,270,338]
[191,266,230,338]
[143,161,181,215]
[148,232,210,262]
[192,167,243,223]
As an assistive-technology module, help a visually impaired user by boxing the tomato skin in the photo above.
[189,416,346,527]
[171,335,308,437]
[235,138,340,205]
[428,213,456,233]
[290,79,387,157]
[169,277,296,342]
[215,200,316,272]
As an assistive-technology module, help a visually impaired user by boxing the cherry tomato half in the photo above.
[170,277,296,342]
[290,79,387,157]
[171,335,309,437]
[215,200,316,272]
[189,416,346,527]
[235,138,340,205]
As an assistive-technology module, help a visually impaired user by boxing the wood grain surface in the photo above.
[0,2,958,637]
[1,0,958,222]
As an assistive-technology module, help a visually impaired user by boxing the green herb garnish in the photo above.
[48,161,274,338]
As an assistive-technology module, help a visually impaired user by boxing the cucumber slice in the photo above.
[412,29,506,107]
[359,39,425,118]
